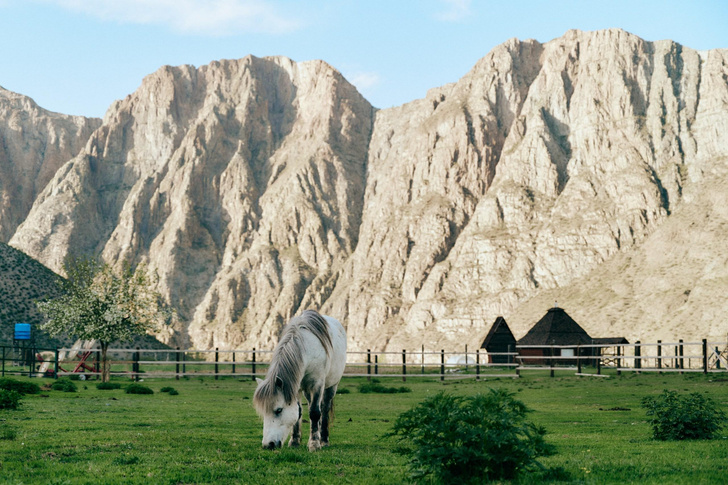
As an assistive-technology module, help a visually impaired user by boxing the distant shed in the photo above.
[517,307,593,365]
[480,316,516,364]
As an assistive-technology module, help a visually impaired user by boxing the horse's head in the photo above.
[254,376,300,449]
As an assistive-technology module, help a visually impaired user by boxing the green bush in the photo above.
[0,389,23,410]
[125,384,154,395]
[96,382,122,390]
[168,389,179,396]
[160,387,174,393]
[642,389,727,440]
[336,387,351,395]
[51,379,78,393]
[387,389,553,483]
[358,382,411,394]
[0,378,40,395]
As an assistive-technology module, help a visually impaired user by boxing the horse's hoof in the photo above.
[289,440,300,448]
[308,440,322,452]
[321,440,330,447]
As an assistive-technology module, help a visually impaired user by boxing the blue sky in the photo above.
[1,0,726,118]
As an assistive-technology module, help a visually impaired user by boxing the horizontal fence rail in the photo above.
[1,339,726,380]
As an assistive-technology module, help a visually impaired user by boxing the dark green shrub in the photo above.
[160,386,174,393]
[336,388,351,394]
[358,382,411,394]
[387,389,553,483]
[125,384,154,395]
[168,389,179,396]
[0,389,23,410]
[642,389,727,440]
[0,378,40,395]
[51,379,78,392]
[96,382,122,390]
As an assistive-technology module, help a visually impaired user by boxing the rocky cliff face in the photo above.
[10,56,374,348]
[8,29,728,352]
[0,87,100,241]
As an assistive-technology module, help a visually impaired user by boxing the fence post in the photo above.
[2,346,5,377]
[616,345,621,375]
[29,347,35,378]
[421,345,425,375]
[402,349,406,382]
[440,349,445,381]
[54,348,59,379]
[577,345,582,374]
[232,351,236,375]
[95,351,100,380]
[375,355,378,375]
[252,348,256,381]
[635,341,641,371]
[703,339,708,374]
[550,346,554,378]
[464,344,468,371]
[476,349,480,381]
[134,347,140,381]
[215,348,219,380]
[183,350,187,378]
[597,355,602,375]
[657,340,662,372]
[367,349,371,381]
[679,339,684,372]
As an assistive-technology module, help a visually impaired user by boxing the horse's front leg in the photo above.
[306,386,324,452]
[289,399,302,447]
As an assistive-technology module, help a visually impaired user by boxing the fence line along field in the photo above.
[1,372,727,484]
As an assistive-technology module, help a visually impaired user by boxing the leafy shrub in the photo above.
[168,389,179,396]
[125,384,154,395]
[0,389,23,410]
[358,382,411,394]
[51,379,78,392]
[96,382,122,390]
[387,389,553,483]
[642,389,727,440]
[0,378,40,395]
[160,387,174,393]
[336,388,351,395]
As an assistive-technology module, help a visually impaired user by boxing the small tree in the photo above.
[37,257,170,382]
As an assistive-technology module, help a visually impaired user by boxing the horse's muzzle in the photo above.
[265,440,282,450]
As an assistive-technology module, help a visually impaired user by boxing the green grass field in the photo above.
[1,371,727,484]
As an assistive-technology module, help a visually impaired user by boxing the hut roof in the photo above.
[480,316,516,349]
[592,337,630,345]
[517,307,592,346]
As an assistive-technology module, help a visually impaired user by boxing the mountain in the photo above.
[0,86,101,242]
[6,29,728,352]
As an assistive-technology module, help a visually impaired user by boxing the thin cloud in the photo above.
[40,0,301,35]
[348,71,381,91]
[435,0,472,22]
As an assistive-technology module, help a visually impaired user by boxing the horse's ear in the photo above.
[255,377,264,387]
[275,376,284,389]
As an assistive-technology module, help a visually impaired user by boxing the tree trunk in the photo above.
[101,342,110,382]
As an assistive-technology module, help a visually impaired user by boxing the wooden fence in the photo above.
[1,339,726,381]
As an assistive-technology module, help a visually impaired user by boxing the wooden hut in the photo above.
[480,316,517,364]
[517,306,593,365]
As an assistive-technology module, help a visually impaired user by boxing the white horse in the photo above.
[253,310,347,451]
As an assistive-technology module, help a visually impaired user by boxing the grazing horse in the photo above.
[253,310,347,451]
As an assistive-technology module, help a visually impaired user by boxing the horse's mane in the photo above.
[253,310,333,414]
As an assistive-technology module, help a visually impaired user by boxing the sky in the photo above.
[1,0,727,119]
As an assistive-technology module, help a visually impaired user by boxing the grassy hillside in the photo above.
[0,242,64,347]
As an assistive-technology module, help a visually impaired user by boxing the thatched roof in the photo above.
[480,316,516,349]
[518,307,592,346]
[592,337,630,345]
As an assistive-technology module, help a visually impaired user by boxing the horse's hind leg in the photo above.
[320,385,337,447]
[305,387,324,452]
[289,400,302,447]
